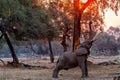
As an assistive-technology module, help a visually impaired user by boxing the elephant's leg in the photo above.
[77,56,88,78]
[52,64,62,78]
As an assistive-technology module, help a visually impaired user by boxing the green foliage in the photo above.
[0,0,20,18]
[18,0,33,7]
[47,27,60,40]
[0,0,60,41]
[11,8,26,23]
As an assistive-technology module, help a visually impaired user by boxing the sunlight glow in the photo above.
[81,0,88,3]
[104,9,120,31]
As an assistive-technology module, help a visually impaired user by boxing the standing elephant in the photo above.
[52,40,94,78]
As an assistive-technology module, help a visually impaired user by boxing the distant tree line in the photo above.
[91,26,120,56]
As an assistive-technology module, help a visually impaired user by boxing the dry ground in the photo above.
[0,56,120,80]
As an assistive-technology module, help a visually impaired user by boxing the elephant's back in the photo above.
[75,47,88,56]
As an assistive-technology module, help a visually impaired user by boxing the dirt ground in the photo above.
[0,56,120,80]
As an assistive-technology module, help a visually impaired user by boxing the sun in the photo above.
[81,0,88,3]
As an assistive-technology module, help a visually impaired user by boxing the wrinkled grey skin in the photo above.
[52,40,94,78]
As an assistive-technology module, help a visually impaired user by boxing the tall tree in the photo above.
[72,0,120,51]
[47,0,104,51]
[73,0,81,52]
[73,0,93,51]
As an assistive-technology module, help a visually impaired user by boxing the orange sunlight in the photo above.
[80,0,93,12]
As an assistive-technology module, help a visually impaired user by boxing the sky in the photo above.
[104,9,120,31]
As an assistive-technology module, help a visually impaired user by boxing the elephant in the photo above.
[52,40,94,78]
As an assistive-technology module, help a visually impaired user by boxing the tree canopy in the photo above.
[0,0,120,41]
[0,0,59,41]
[95,0,120,16]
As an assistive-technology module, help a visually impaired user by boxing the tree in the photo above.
[47,0,104,51]
[0,0,60,63]
[0,0,21,64]
[46,27,59,63]
[48,0,73,52]
[73,0,120,50]
[0,19,19,64]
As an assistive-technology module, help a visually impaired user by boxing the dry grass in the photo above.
[0,56,120,79]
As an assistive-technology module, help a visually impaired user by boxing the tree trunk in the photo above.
[0,19,19,64]
[3,33,19,63]
[61,27,70,52]
[48,39,54,63]
[61,34,67,52]
[73,0,93,51]
[73,0,81,52]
